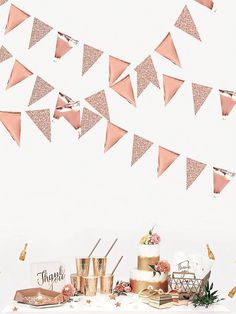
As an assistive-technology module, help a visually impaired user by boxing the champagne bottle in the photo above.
[19,243,28,261]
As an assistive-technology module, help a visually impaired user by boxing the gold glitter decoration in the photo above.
[228,286,236,298]
[0,46,12,63]
[80,108,102,137]
[82,44,103,75]
[192,83,212,114]
[27,109,51,141]
[155,33,181,67]
[206,244,215,260]
[135,55,160,97]
[29,76,54,106]
[187,158,206,189]
[29,18,52,49]
[175,5,201,41]
[85,90,110,120]
[0,0,8,5]
[131,135,153,166]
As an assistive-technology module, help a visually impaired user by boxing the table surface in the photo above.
[3,294,231,314]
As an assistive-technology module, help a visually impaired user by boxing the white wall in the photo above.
[0,0,236,311]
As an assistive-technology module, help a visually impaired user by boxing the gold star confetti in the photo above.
[115,302,121,307]
[19,243,28,261]
[86,299,91,304]
[206,244,215,260]
[228,287,236,298]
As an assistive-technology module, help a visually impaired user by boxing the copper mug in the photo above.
[81,276,98,296]
[92,257,107,276]
[100,274,113,294]
[76,257,90,276]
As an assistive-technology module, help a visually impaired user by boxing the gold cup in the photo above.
[70,273,80,292]
[100,274,114,294]
[76,257,90,276]
[81,276,98,296]
[92,257,107,276]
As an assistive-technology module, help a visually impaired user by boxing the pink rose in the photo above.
[155,260,170,273]
[62,284,75,301]
[150,233,161,245]
[124,286,131,293]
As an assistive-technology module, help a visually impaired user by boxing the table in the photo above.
[2,294,231,314]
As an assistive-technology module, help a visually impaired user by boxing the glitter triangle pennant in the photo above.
[29,18,53,49]
[135,55,160,97]
[163,74,184,105]
[219,90,236,116]
[158,146,179,176]
[82,44,103,75]
[5,4,30,34]
[80,107,102,137]
[109,56,130,86]
[111,75,136,106]
[0,111,21,145]
[192,83,212,114]
[213,168,235,194]
[0,46,13,63]
[27,109,51,141]
[85,90,110,120]
[175,5,201,41]
[6,60,33,89]
[186,158,206,189]
[131,135,153,166]
[29,76,54,106]
[55,32,78,60]
[155,33,181,67]
[195,0,214,9]
[104,122,127,152]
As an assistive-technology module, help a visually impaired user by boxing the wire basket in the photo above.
[168,271,211,299]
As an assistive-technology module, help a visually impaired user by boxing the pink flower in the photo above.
[124,286,131,293]
[62,284,75,301]
[150,233,161,245]
[154,260,170,273]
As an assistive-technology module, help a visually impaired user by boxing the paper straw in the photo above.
[105,238,118,257]
[88,238,101,257]
[111,256,123,275]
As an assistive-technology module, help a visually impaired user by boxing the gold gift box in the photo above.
[148,292,173,309]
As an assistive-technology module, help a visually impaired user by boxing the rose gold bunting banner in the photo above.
[5,4,30,34]
[85,90,110,120]
[0,111,21,145]
[111,75,136,106]
[192,83,212,114]
[131,135,153,166]
[0,0,8,6]
[6,60,33,89]
[195,0,214,9]
[213,167,235,194]
[109,56,130,86]
[29,18,53,49]
[175,5,201,41]
[27,109,51,141]
[80,107,102,137]
[82,44,103,75]
[186,158,206,189]
[104,122,127,152]
[135,55,160,97]
[219,90,236,116]
[163,74,184,105]
[29,76,54,106]
[0,46,12,63]
[54,93,80,129]
[158,146,179,176]
[55,32,78,60]
[155,33,181,67]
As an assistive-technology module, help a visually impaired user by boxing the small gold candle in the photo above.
[100,274,113,294]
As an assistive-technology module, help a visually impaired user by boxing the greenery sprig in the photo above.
[192,282,224,308]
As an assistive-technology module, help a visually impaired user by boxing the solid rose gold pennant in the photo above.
[219,90,236,116]
[29,76,54,106]
[158,146,179,176]
[0,111,21,145]
[111,75,136,106]
[213,168,235,194]
[82,44,103,75]
[0,46,13,63]
[54,32,78,59]
[29,18,53,49]
[163,74,184,105]
[131,135,153,166]
[6,60,33,89]
[80,107,102,137]
[5,4,30,34]
[85,90,110,120]
[104,122,127,152]
[155,33,181,67]
[186,158,206,189]
[192,83,212,114]
[135,55,160,97]
[195,0,214,9]
[109,56,130,86]
[27,109,51,141]
[175,5,201,41]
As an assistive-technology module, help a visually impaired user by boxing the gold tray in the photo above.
[14,288,64,306]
